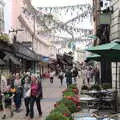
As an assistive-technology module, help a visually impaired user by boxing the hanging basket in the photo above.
[0,34,9,44]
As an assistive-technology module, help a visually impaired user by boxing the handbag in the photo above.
[25,88,31,98]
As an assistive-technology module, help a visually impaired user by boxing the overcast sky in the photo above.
[31,0,93,50]
[32,0,92,7]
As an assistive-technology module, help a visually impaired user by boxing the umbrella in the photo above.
[87,42,120,55]
[86,41,120,112]
[86,54,120,62]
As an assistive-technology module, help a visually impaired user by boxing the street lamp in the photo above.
[9,28,24,42]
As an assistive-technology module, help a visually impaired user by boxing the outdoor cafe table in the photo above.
[87,89,116,97]
[80,95,99,111]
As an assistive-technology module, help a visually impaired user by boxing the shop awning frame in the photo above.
[3,51,21,65]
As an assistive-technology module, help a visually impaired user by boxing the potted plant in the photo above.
[68,84,77,89]
[46,112,69,120]
[68,84,79,94]
[63,91,75,97]
[52,103,72,119]
[0,34,9,44]
[57,98,77,113]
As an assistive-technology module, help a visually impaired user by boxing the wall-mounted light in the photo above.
[9,28,24,34]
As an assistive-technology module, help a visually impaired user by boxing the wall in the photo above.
[110,0,120,41]
[110,0,120,111]
[0,0,5,32]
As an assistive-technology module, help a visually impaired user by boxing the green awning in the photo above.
[87,42,120,55]
[86,53,120,62]
[86,54,101,61]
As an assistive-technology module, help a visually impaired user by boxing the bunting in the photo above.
[22,3,93,48]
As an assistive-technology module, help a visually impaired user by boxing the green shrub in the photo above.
[63,91,75,97]
[63,88,73,93]
[102,83,112,89]
[52,103,71,115]
[46,112,69,120]
[52,103,73,119]
[0,34,9,43]
[90,84,101,91]
[68,84,77,89]
[58,98,77,113]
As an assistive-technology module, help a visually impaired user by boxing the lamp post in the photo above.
[9,28,24,42]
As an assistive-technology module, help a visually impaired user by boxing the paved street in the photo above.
[0,77,67,120]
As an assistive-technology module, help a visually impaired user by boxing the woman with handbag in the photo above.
[30,75,43,119]
[23,75,31,117]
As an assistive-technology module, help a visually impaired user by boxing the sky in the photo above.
[31,0,93,50]
[32,0,92,7]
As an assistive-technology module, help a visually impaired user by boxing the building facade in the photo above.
[93,0,120,111]
[4,0,57,73]
[110,0,120,111]
[92,0,112,85]
[0,0,5,32]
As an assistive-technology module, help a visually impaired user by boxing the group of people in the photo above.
[0,72,43,119]
[0,64,100,119]
[49,67,78,88]
[81,66,100,85]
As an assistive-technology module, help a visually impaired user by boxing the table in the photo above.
[80,96,99,111]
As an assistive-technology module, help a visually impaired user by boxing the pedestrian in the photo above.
[65,68,72,88]
[72,67,78,84]
[1,85,15,119]
[86,67,91,85]
[0,91,3,111]
[13,73,22,112]
[23,75,31,117]
[58,70,64,86]
[30,75,43,119]
[0,74,8,111]
[49,70,55,83]
[81,67,87,84]
[94,67,100,85]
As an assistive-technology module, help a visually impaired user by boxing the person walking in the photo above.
[86,67,91,85]
[49,70,55,84]
[23,75,31,117]
[13,73,22,112]
[58,70,64,86]
[94,67,100,85]
[72,67,78,84]
[65,68,72,88]
[1,85,14,119]
[30,75,43,119]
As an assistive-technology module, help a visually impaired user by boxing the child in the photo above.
[1,85,15,119]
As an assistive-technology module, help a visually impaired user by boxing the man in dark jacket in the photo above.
[72,67,78,84]
[65,68,72,88]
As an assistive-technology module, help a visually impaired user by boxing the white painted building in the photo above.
[0,0,5,32]
[4,0,57,60]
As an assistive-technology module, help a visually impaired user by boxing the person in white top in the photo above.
[1,75,7,93]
